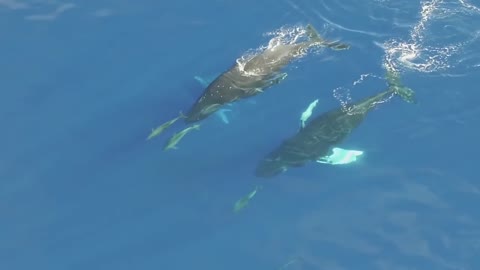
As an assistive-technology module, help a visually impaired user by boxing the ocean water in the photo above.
[1,0,480,269]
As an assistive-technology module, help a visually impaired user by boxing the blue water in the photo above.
[1,0,480,269]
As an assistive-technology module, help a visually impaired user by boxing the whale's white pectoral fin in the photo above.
[244,88,263,96]
[215,109,232,124]
[317,147,364,165]
[316,158,330,164]
[194,74,220,88]
[194,76,210,88]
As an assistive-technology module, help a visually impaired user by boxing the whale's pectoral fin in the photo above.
[316,147,364,165]
[306,24,350,50]
[316,158,331,164]
[245,88,264,96]
[215,109,232,124]
[194,74,219,88]
[194,76,210,88]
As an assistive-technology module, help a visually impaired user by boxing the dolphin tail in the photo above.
[387,71,416,104]
[305,24,350,50]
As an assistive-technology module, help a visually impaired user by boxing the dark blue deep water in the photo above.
[1,0,480,269]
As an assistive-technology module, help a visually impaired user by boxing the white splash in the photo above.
[458,0,480,13]
[333,86,354,113]
[264,25,308,46]
[333,72,391,115]
[235,25,314,76]
[25,3,76,21]
[353,73,382,86]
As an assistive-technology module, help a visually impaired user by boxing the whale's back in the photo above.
[243,44,300,74]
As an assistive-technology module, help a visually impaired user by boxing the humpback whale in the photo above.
[255,71,416,178]
[185,24,349,123]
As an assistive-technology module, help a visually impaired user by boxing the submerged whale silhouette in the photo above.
[185,24,349,123]
[255,71,416,178]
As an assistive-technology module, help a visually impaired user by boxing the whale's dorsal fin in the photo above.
[305,24,350,50]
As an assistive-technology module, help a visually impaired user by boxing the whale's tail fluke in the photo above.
[305,24,350,50]
[387,70,417,104]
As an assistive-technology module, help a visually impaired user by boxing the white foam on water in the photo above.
[352,73,383,86]
[382,0,480,74]
[235,25,320,77]
[333,72,392,115]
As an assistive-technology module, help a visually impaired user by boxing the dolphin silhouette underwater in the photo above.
[185,24,350,123]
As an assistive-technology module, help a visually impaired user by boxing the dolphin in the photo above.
[255,71,416,178]
[300,98,319,129]
[185,24,349,123]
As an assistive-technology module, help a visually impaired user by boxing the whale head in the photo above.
[255,158,288,178]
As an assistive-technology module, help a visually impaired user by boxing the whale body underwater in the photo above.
[184,24,350,123]
[255,71,417,178]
